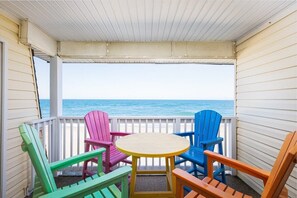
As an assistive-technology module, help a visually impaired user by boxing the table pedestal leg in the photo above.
[165,157,170,191]
[169,156,176,195]
[129,156,176,198]
[130,156,138,198]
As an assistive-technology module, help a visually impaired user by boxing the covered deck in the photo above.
[0,0,296,197]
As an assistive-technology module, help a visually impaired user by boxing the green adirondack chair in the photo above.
[19,124,131,198]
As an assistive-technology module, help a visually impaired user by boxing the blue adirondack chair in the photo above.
[175,110,226,183]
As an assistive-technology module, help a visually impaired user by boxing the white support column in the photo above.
[50,56,62,117]
[50,56,62,163]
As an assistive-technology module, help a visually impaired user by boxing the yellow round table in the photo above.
[116,133,190,198]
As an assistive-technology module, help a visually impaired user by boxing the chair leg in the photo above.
[193,164,198,177]
[105,163,110,173]
[221,164,226,184]
[82,160,89,179]
[204,163,208,178]
[218,142,226,183]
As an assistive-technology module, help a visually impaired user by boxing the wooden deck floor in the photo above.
[53,174,260,197]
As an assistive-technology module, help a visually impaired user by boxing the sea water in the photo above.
[39,99,234,118]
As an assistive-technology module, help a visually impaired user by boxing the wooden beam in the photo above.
[20,20,57,56]
[58,41,235,64]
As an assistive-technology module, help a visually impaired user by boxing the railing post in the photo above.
[111,117,118,131]
[50,118,59,163]
[175,118,181,132]
[49,117,61,178]
[230,117,237,175]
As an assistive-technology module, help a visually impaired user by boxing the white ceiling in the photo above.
[0,0,296,42]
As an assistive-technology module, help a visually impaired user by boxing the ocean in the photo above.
[39,99,234,118]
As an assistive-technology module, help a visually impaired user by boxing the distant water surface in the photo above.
[39,99,234,118]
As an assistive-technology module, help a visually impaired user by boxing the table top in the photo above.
[115,133,189,158]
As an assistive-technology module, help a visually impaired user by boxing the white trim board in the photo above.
[0,40,8,198]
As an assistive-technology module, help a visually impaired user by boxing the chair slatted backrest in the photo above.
[84,110,111,149]
[194,110,222,150]
[19,124,57,193]
[262,131,297,198]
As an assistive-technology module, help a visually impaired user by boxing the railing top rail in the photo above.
[58,116,235,120]
[26,117,57,124]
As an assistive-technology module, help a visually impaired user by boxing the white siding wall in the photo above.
[236,11,297,197]
[0,13,40,197]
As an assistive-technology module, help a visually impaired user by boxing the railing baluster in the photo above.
[48,120,52,161]
[77,119,80,167]
[124,119,127,132]
[70,119,73,159]
[224,118,227,156]
[63,119,66,160]
[166,119,168,134]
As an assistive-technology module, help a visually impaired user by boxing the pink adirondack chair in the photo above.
[82,110,131,178]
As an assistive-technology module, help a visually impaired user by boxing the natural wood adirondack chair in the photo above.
[83,110,131,178]
[19,124,131,198]
[173,131,297,198]
[175,110,226,183]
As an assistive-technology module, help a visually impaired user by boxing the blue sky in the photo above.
[34,57,234,100]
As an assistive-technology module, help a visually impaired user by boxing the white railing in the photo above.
[27,116,236,175]
[25,116,236,194]
[25,117,57,195]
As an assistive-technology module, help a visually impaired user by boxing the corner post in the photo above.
[230,117,237,175]
[50,56,62,163]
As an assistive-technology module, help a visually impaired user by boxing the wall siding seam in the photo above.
[237,23,297,54]
[237,135,280,155]
[237,42,297,66]
[237,65,297,79]
[237,30,297,60]
[236,53,297,72]
[237,149,270,170]
[237,128,286,143]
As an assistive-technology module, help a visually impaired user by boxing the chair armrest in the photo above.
[110,131,131,136]
[174,131,194,137]
[175,132,194,145]
[200,137,223,148]
[173,168,233,198]
[50,148,106,171]
[204,150,270,183]
[85,138,113,148]
[40,166,132,198]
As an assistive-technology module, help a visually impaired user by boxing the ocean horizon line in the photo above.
[39,99,234,117]
[40,99,234,101]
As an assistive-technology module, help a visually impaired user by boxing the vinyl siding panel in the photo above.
[0,13,40,197]
[9,63,33,75]
[236,11,297,197]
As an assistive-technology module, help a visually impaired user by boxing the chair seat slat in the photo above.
[184,191,199,198]
[225,186,236,195]
[234,191,244,198]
